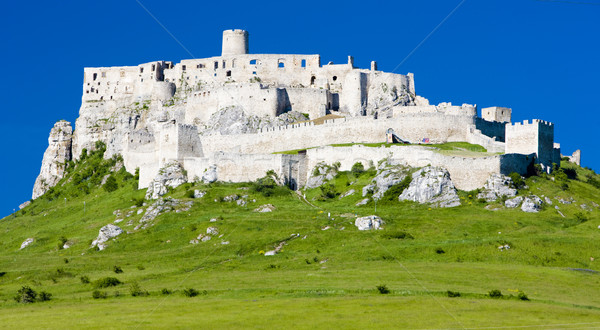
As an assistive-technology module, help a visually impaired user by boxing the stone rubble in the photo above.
[521,196,543,213]
[363,160,410,200]
[355,215,384,231]
[306,162,338,189]
[20,238,34,250]
[145,162,187,200]
[476,174,518,202]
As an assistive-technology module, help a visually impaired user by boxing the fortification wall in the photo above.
[505,119,555,169]
[475,117,506,142]
[283,87,330,119]
[200,113,476,156]
[183,83,284,123]
[304,145,528,191]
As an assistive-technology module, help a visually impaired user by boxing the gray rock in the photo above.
[558,197,574,204]
[200,106,307,136]
[20,238,34,250]
[91,224,123,251]
[521,196,543,213]
[254,204,275,212]
[476,174,517,202]
[369,161,410,200]
[202,165,218,184]
[19,201,31,210]
[306,162,337,189]
[32,121,73,199]
[223,194,239,202]
[544,196,553,205]
[505,196,523,208]
[355,215,384,231]
[398,166,460,208]
[145,162,187,199]
[356,198,369,206]
[206,227,219,236]
[193,190,206,198]
[362,184,375,197]
[339,189,355,199]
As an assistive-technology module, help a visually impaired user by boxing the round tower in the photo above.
[221,29,249,56]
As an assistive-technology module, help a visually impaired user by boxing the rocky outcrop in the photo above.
[202,165,218,184]
[355,215,384,231]
[254,204,276,213]
[91,224,123,251]
[399,166,460,208]
[145,162,187,199]
[362,160,410,199]
[505,196,523,208]
[306,162,338,189]
[521,196,543,213]
[476,174,517,202]
[32,121,73,199]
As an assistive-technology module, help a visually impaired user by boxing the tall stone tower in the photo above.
[222,29,249,56]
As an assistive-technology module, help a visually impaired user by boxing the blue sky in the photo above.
[1,0,598,216]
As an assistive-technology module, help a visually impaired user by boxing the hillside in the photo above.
[1,145,600,328]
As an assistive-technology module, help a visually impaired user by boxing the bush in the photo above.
[161,288,172,295]
[587,176,600,189]
[58,236,68,250]
[509,172,525,189]
[382,176,412,201]
[575,212,589,223]
[92,290,107,299]
[0,271,6,277]
[14,286,37,303]
[376,285,390,294]
[93,277,122,288]
[184,190,195,198]
[351,162,365,176]
[131,197,144,207]
[252,173,288,197]
[435,248,445,254]
[129,282,149,297]
[447,290,461,298]
[488,289,503,298]
[319,183,339,200]
[182,288,200,297]
[518,291,529,301]
[103,175,118,192]
[113,266,123,274]
[38,291,52,301]
[80,276,90,284]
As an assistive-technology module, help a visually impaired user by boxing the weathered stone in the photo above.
[206,227,219,236]
[20,238,34,250]
[505,196,523,208]
[223,194,239,202]
[202,165,218,183]
[19,201,31,210]
[355,215,384,231]
[544,196,552,205]
[476,174,517,202]
[521,196,543,213]
[369,161,410,200]
[306,162,337,189]
[91,224,123,251]
[355,198,369,206]
[339,189,355,199]
[193,190,206,198]
[32,121,73,199]
[145,162,187,200]
[254,204,276,212]
[399,166,460,208]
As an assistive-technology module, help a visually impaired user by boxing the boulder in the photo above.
[521,196,543,213]
[339,189,355,199]
[202,165,218,184]
[145,162,187,200]
[306,162,337,189]
[254,204,276,213]
[369,161,410,200]
[193,190,206,198]
[355,215,384,231]
[91,224,123,251]
[398,166,460,208]
[476,174,517,202]
[355,198,369,206]
[505,196,523,208]
[19,201,31,210]
[20,238,34,250]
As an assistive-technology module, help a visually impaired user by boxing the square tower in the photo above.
[505,119,555,171]
[482,106,511,123]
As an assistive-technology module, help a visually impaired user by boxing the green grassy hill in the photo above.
[1,146,600,328]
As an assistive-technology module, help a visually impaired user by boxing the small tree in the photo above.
[351,162,365,176]
[103,176,118,192]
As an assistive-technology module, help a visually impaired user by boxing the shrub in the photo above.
[129,282,149,297]
[92,290,107,299]
[93,277,122,288]
[574,212,589,223]
[376,285,390,294]
[382,176,412,201]
[137,265,145,271]
[161,288,172,295]
[351,162,365,176]
[319,183,339,199]
[447,290,461,298]
[435,248,445,254]
[0,271,6,277]
[58,236,68,250]
[113,266,123,274]
[252,173,288,197]
[518,291,529,301]
[184,190,195,198]
[131,197,144,207]
[183,288,199,297]
[38,291,52,301]
[103,176,118,192]
[14,286,37,303]
[80,275,90,284]
[488,289,503,298]
[587,176,600,189]
[509,172,525,189]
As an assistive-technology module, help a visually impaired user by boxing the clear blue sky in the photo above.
[1,0,598,217]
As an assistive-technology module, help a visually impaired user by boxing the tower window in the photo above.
[301,59,306,68]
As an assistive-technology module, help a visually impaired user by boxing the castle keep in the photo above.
[33,29,570,199]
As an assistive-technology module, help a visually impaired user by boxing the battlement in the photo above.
[508,119,554,127]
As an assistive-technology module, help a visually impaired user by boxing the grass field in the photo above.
[1,150,599,328]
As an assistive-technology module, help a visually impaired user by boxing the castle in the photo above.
[32,29,575,199]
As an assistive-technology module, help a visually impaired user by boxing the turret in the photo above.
[222,29,249,56]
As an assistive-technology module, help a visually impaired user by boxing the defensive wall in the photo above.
[505,119,559,170]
